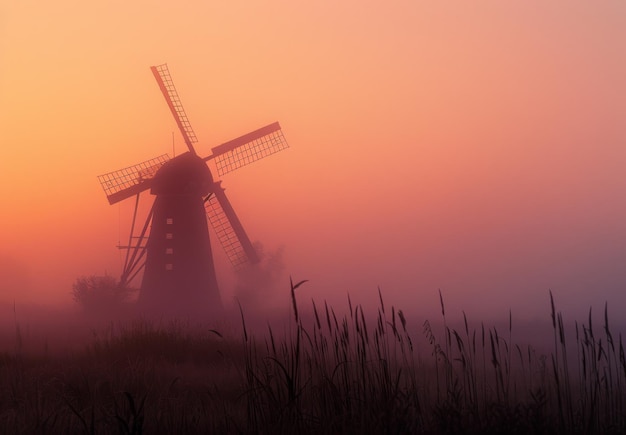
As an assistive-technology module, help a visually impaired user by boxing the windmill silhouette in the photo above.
[97,64,289,314]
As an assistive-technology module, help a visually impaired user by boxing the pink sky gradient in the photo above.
[1,1,625,320]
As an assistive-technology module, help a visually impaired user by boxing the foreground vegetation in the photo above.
[1,284,625,434]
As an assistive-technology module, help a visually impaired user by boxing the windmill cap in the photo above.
[150,152,213,196]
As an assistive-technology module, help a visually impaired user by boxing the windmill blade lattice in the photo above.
[210,122,288,176]
[151,63,198,154]
[205,195,249,269]
[97,154,170,204]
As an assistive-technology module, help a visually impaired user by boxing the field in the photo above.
[1,284,625,434]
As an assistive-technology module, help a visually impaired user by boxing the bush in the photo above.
[71,275,136,313]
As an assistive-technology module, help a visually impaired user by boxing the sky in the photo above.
[1,1,625,322]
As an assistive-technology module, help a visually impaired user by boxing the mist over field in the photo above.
[0,1,625,341]
[3,4,626,432]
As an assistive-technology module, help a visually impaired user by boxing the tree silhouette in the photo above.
[71,275,136,313]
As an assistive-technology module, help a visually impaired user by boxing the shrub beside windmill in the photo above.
[97,64,289,315]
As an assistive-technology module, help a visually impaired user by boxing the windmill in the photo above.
[97,64,289,315]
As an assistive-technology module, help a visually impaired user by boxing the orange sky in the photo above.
[1,1,625,319]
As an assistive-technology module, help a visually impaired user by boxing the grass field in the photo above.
[1,283,625,434]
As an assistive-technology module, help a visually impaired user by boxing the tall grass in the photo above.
[237,283,626,433]
[1,285,625,434]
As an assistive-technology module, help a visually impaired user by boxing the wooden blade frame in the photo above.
[118,195,155,288]
[208,122,288,176]
[151,64,198,155]
[97,154,170,205]
[204,182,259,269]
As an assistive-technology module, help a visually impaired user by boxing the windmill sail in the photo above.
[204,182,260,269]
[151,63,199,155]
[97,154,170,204]
[98,63,290,309]
[209,122,288,176]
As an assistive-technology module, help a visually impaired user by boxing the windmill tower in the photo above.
[97,64,289,315]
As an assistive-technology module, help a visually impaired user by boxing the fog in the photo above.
[1,2,625,346]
